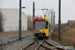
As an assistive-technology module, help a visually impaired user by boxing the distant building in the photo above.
[1,8,27,31]
[68,20,75,25]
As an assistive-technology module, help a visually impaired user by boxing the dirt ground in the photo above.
[0,31,32,35]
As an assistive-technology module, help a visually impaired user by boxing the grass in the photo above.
[52,24,75,48]
[52,32,75,46]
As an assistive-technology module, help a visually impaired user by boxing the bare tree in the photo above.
[27,15,32,22]
[0,10,5,32]
[27,15,32,31]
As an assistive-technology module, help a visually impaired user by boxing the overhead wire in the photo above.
[36,0,38,5]
[35,0,46,9]
[35,0,47,17]
[42,0,48,17]
[35,0,43,9]
[42,0,45,8]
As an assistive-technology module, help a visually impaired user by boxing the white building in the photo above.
[1,9,27,31]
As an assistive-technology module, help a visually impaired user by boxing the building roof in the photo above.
[68,20,75,22]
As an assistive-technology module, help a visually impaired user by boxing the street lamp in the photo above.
[19,0,26,40]
[21,6,26,9]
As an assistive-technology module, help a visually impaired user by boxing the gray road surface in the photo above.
[0,34,32,44]
[0,33,33,50]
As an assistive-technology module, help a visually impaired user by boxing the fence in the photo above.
[3,26,27,32]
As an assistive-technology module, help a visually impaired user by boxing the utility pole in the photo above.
[58,0,61,40]
[33,2,35,18]
[19,0,22,40]
[53,11,55,30]
[33,2,35,35]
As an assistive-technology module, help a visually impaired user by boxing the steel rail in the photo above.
[21,39,66,50]
[45,39,66,50]
[35,39,44,50]
[21,40,36,50]
[41,44,52,50]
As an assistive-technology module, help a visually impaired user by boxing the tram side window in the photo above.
[46,21,48,29]
[33,22,35,29]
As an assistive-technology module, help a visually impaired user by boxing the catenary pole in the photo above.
[33,2,35,18]
[19,0,22,40]
[58,0,61,40]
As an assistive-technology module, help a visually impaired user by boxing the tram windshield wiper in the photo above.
[40,24,46,29]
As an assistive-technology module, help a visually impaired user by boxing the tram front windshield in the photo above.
[35,21,47,29]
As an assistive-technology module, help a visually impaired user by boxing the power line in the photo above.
[34,0,48,17]
[36,4,43,8]
[42,0,45,8]
[36,0,38,5]
[35,0,46,9]
[35,0,43,8]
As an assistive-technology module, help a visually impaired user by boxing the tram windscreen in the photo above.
[35,21,47,29]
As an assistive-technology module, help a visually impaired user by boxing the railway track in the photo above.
[21,39,66,50]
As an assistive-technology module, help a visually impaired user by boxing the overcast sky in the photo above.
[0,0,75,24]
